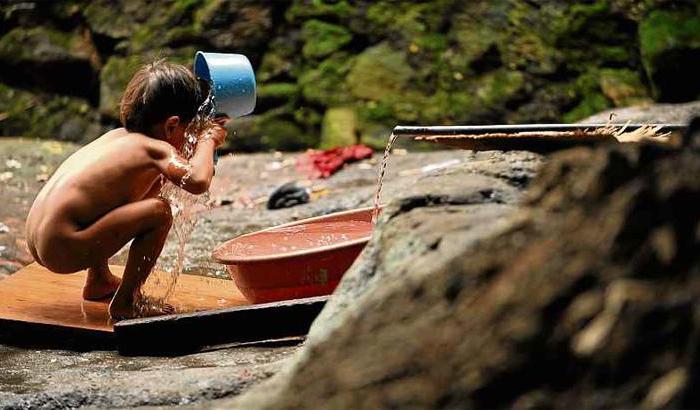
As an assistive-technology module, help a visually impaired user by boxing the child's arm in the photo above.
[148,125,227,194]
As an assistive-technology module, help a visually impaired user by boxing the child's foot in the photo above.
[83,268,122,301]
[108,296,175,321]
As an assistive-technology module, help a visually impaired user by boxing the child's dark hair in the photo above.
[120,59,204,134]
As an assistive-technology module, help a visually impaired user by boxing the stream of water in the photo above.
[371,132,398,224]
[135,83,217,314]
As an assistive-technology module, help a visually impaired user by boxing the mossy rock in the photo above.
[556,2,636,72]
[346,43,413,101]
[260,118,316,151]
[320,107,357,149]
[301,20,352,59]
[99,55,144,119]
[258,83,300,101]
[450,2,506,67]
[121,1,202,52]
[286,0,354,22]
[497,1,564,75]
[562,70,612,123]
[362,1,452,42]
[299,53,355,106]
[258,33,303,82]
[194,1,273,52]
[227,112,318,152]
[639,9,700,102]
[474,69,526,107]
[0,83,101,142]
[508,82,578,123]
[99,48,196,119]
[0,27,92,65]
[83,0,149,39]
[599,68,651,107]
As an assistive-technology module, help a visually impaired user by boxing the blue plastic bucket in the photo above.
[193,52,256,118]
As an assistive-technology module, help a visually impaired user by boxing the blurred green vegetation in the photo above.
[0,0,699,150]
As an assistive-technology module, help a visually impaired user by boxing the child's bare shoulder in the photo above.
[116,130,169,154]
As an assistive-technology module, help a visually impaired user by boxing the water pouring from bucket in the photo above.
[193,51,257,163]
[139,53,257,312]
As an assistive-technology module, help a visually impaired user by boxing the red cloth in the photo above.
[297,144,373,179]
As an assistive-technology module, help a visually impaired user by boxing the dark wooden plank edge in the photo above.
[0,318,116,351]
[114,296,329,356]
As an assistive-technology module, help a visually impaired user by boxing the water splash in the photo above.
[136,82,217,315]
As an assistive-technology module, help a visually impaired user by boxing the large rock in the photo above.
[0,26,99,101]
[320,107,357,149]
[213,130,700,408]
[0,83,101,142]
[579,100,700,124]
[639,9,700,102]
[194,1,273,54]
[301,20,352,59]
[83,0,150,39]
[98,48,196,120]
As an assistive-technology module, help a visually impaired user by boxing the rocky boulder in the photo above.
[213,126,700,409]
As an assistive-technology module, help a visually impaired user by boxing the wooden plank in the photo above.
[115,296,328,355]
[395,124,687,153]
[0,263,249,333]
[0,264,329,353]
[413,133,618,152]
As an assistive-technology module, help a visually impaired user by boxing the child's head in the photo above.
[120,59,204,141]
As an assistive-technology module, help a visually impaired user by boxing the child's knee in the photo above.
[148,198,173,227]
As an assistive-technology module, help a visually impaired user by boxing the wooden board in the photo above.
[116,295,328,355]
[413,132,618,152]
[0,263,249,333]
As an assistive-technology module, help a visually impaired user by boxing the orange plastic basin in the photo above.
[212,207,374,303]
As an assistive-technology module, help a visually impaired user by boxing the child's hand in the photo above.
[200,124,227,147]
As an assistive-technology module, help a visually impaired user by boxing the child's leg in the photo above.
[82,259,122,301]
[108,204,172,320]
[63,198,173,317]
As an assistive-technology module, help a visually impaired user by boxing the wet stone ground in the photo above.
[0,137,541,408]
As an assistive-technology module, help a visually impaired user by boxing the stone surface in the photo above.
[0,343,299,409]
[579,100,700,124]
[0,137,542,407]
[199,126,700,409]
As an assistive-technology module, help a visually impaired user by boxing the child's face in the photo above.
[160,116,188,150]
[168,123,188,150]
